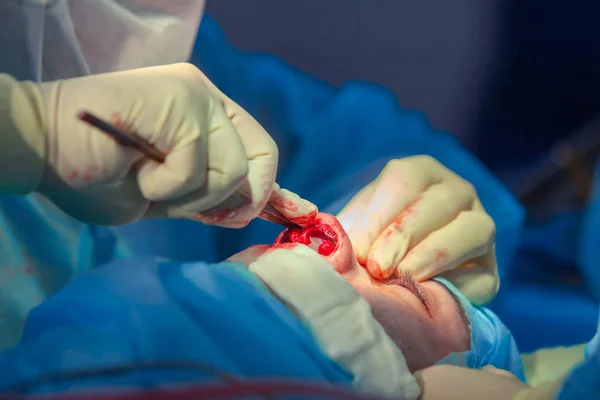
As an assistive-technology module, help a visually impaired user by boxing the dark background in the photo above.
[206,0,600,167]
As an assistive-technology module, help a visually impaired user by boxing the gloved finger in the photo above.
[160,143,285,228]
[144,182,248,227]
[347,159,435,264]
[397,210,496,281]
[269,184,318,225]
[366,180,474,279]
[336,181,377,232]
[175,65,284,226]
[180,140,281,228]
[209,99,280,224]
[440,249,499,305]
[138,100,248,204]
[130,64,296,226]
[444,194,500,303]
[137,139,207,201]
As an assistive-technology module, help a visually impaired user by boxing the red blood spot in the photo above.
[286,212,318,226]
[109,113,137,144]
[82,166,99,182]
[261,172,272,191]
[381,204,417,238]
[275,223,338,256]
[269,195,299,213]
[433,248,449,263]
[24,266,33,275]
[229,219,250,228]
[197,209,240,225]
[356,254,367,265]
[67,170,79,181]
[367,259,384,277]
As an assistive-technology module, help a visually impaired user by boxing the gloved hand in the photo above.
[6,63,315,226]
[337,156,498,305]
[414,365,529,400]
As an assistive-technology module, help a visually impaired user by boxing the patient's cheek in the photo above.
[274,213,358,274]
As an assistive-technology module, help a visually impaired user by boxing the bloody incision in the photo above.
[276,223,338,256]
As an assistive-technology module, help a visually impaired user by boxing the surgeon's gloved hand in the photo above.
[8,63,314,226]
[337,156,498,305]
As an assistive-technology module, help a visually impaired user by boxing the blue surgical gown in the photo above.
[0,15,523,351]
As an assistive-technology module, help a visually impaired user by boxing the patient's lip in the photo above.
[274,213,358,274]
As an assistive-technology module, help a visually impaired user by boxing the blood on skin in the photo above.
[287,213,319,226]
[82,166,99,182]
[378,196,423,241]
[67,170,79,181]
[433,248,449,263]
[196,211,250,228]
[197,209,240,225]
[270,196,299,213]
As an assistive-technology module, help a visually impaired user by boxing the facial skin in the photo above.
[233,213,471,372]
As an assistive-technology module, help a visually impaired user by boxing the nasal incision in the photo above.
[277,223,338,256]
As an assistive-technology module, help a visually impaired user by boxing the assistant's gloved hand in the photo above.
[337,156,498,305]
[0,63,315,226]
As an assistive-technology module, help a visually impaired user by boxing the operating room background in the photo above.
[206,0,600,173]
[205,0,600,351]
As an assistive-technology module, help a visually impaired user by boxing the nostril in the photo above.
[273,212,359,275]
[277,224,338,256]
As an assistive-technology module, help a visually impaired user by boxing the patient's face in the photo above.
[272,213,471,371]
[349,273,471,371]
[233,213,471,371]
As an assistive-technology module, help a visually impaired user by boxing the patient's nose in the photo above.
[274,212,361,276]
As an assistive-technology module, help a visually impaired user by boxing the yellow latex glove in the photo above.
[0,64,315,226]
[415,364,530,400]
[337,156,498,305]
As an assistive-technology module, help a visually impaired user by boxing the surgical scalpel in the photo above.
[77,111,300,229]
